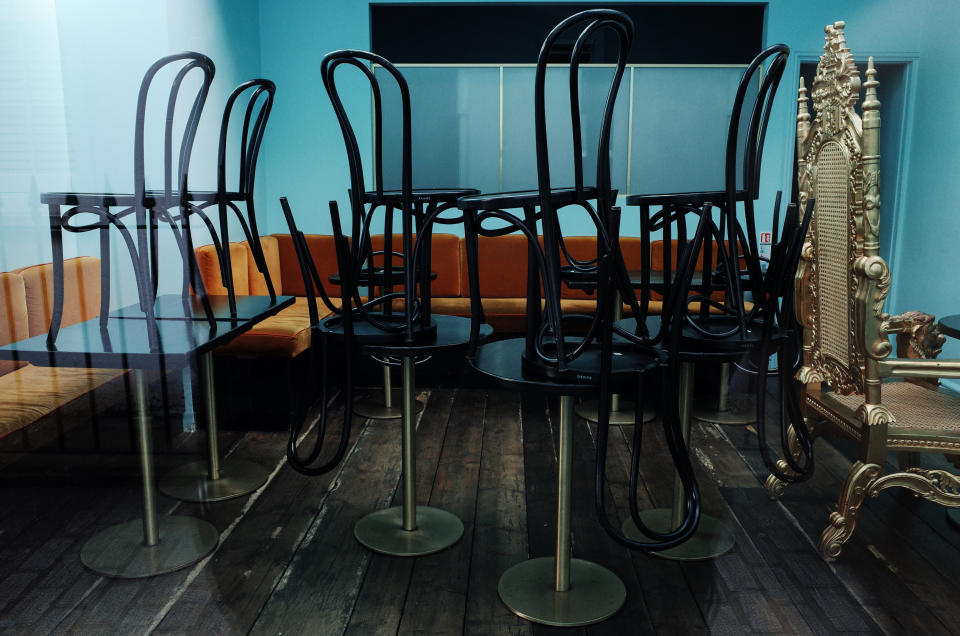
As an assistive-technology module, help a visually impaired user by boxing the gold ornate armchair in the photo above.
[765,21,960,560]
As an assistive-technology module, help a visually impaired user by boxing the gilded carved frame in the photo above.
[795,21,887,403]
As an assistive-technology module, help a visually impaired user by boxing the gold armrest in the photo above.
[881,311,946,388]
[879,358,960,380]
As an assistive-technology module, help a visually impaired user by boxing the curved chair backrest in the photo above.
[534,8,632,219]
[525,9,634,376]
[722,43,790,317]
[218,79,275,198]
[134,52,214,207]
[133,52,215,317]
[322,49,430,343]
[213,79,277,302]
[795,21,877,399]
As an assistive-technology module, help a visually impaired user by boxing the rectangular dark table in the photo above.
[0,294,294,578]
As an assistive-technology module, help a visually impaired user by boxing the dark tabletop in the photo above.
[0,294,294,370]
[361,188,480,206]
[111,294,293,322]
[319,314,492,356]
[328,268,437,287]
[469,337,660,395]
[41,191,246,207]
[939,314,960,340]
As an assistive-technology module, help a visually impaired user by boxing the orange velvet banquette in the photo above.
[0,257,126,438]
[193,233,720,361]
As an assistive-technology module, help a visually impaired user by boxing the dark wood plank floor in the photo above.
[2,380,960,634]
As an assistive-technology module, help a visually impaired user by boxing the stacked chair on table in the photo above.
[606,41,812,562]
[766,21,960,561]
[623,42,791,431]
[162,77,280,504]
[280,50,489,557]
[458,9,701,627]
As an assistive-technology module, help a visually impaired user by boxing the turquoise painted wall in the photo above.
[0,0,262,304]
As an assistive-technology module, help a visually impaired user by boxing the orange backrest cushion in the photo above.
[194,242,250,296]
[369,234,461,297]
[246,235,283,296]
[0,272,29,376]
[460,233,530,298]
[273,234,343,298]
[16,256,101,338]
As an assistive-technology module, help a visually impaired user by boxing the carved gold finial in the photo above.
[863,56,880,113]
[798,76,810,124]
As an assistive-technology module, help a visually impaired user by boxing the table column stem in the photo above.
[611,292,622,412]
[717,362,730,411]
[134,369,159,547]
[672,362,694,529]
[401,356,417,531]
[201,353,220,481]
[555,395,573,592]
[383,363,393,409]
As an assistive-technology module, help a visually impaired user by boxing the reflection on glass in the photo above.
[376,66,499,193]
[630,66,751,195]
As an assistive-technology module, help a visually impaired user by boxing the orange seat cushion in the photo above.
[213,297,322,358]
[15,256,101,337]
[0,365,124,438]
[0,272,29,376]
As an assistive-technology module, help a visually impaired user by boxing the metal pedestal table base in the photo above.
[354,364,424,420]
[622,509,735,561]
[81,516,219,578]
[354,356,463,556]
[354,505,463,557]
[82,369,218,578]
[159,458,269,502]
[575,398,656,425]
[499,396,625,626]
[159,353,269,503]
[629,362,735,561]
[692,362,755,425]
[498,557,626,628]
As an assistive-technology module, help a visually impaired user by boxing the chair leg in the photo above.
[818,460,881,560]
[764,420,814,499]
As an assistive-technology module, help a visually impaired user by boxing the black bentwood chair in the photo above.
[323,62,481,423]
[460,10,699,627]
[624,44,790,428]
[40,52,222,578]
[280,50,489,559]
[48,52,217,351]
[157,78,279,505]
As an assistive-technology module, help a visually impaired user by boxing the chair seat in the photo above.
[624,189,748,206]
[457,186,601,211]
[213,297,320,358]
[362,188,480,206]
[815,381,960,441]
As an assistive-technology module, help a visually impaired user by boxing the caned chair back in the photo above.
[795,21,885,398]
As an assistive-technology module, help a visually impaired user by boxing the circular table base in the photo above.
[575,399,656,425]
[498,557,626,627]
[354,505,463,556]
[81,516,219,578]
[623,508,735,561]
[159,458,269,502]
[353,392,425,420]
[947,509,960,530]
[692,397,756,425]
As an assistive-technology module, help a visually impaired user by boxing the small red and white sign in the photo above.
[760,232,773,244]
